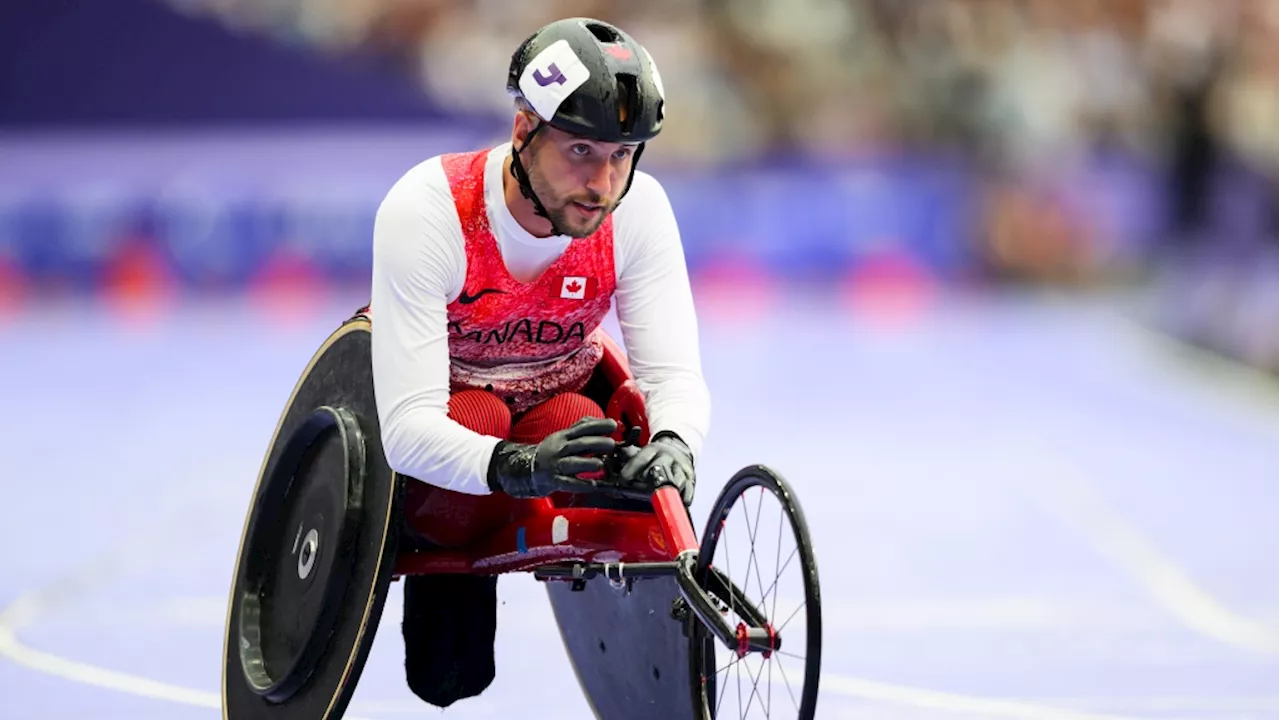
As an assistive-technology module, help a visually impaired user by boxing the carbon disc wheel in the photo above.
[222,316,402,720]
[689,465,822,719]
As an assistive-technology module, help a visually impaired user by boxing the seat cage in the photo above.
[382,315,664,577]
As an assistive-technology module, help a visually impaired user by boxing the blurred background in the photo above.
[0,0,1275,369]
[0,1,1276,719]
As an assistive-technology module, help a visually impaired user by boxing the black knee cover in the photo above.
[402,574,498,708]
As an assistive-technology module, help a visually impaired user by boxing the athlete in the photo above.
[367,17,712,708]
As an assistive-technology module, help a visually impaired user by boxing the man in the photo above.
[368,17,712,708]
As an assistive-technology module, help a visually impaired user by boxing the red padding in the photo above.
[510,392,606,443]
[605,380,650,445]
[447,389,513,439]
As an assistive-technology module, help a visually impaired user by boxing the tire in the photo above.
[689,465,822,719]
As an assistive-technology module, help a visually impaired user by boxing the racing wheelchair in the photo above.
[222,309,822,719]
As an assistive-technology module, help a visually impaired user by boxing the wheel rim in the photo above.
[237,406,365,703]
[693,466,822,719]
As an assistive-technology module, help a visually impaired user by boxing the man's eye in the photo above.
[571,144,591,156]
[613,148,631,160]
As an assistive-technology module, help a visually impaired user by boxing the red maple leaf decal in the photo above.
[606,45,632,61]
[565,280,582,293]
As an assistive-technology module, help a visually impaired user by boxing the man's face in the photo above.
[519,117,638,238]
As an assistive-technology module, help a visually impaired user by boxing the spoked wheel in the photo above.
[689,465,822,719]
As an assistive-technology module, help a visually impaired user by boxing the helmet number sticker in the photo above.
[533,64,567,87]
[520,39,591,121]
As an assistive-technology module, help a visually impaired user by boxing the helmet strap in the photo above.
[508,122,573,238]
[616,142,646,204]
[508,125,649,237]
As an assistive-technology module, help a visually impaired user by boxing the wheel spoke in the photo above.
[771,502,783,623]
[717,651,735,711]
[735,644,743,718]
[776,600,806,634]
[757,546,798,612]
[737,499,752,609]
[745,489,770,612]
[767,646,774,719]
[742,654,766,718]
[723,521,739,715]
[725,522,737,626]
[774,651,801,712]
[716,654,747,676]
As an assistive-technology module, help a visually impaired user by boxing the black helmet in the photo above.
[505,18,665,235]
[507,17,665,144]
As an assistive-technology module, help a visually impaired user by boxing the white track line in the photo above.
[0,480,1198,720]
[994,695,1278,713]
[1008,435,1277,655]
[0,579,1157,720]
[0,474,379,719]
[822,675,1146,720]
[1097,301,1277,412]
[0,541,221,711]
[0,593,220,708]
[0,586,376,720]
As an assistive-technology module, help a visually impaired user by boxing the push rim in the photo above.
[237,405,365,703]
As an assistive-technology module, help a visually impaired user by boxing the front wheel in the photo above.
[688,465,822,719]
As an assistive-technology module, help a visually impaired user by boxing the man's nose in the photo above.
[584,159,613,200]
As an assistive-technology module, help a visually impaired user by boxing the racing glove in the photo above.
[618,431,696,506]
[486,417,618,498]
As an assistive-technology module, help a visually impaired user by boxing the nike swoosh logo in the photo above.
[457,288,506,305]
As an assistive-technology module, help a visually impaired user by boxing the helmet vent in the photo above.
[585,22,622,44]
[616,74,639,135]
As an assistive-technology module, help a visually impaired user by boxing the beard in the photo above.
[543,196,613,238]
[526,158,616,239]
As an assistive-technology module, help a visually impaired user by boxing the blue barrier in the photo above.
[0,132,1174,293]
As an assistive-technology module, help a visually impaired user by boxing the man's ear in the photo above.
[512,111,539,151]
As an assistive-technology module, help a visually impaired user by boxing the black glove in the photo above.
[486,417,618,498]
[618,431,695,506]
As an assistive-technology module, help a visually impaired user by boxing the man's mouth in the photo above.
[572,201,604,216]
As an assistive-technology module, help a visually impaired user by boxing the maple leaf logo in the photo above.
[555,276,594,300]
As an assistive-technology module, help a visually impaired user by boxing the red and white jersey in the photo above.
[370,143,711,495]
[440,149,615,414]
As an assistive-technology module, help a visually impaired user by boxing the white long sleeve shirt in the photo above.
[369,143,711,495]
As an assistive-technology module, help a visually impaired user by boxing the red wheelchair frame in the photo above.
[393,485,696,578]
[390,331,698,579]
[383,331,775,658]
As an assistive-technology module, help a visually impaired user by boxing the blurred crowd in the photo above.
[161,0,1275,172]
[166,0,1276,247]
[157,0,1276,369]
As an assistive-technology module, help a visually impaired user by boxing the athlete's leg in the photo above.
[402,389,512,542]
[403,389,509,708]
[511,391,607,443]
[402,390,609,707]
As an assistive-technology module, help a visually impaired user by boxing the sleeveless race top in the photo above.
[440,150,617,414]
